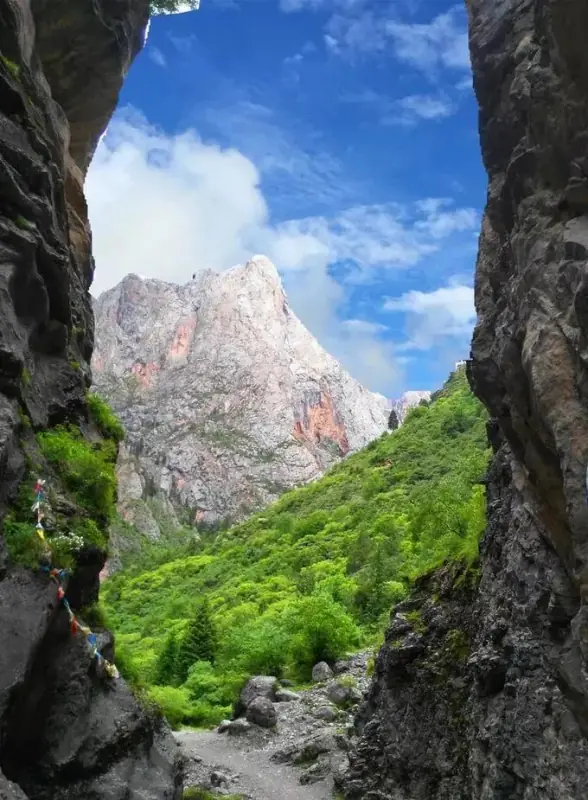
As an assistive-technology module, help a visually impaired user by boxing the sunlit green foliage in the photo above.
[103,368,489,727]
[87,392,125,443]
[37,426,117,525]
[150,0,199,12]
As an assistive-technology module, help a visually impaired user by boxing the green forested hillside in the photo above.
[102,367,489,726]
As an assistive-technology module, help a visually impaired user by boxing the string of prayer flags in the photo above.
[31,477,119,681]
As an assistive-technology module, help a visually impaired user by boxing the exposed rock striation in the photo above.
[343,0,588,797]
[0,0,181,797]
[92,258,390,537]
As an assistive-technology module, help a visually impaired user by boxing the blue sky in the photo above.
[86,0,486,397]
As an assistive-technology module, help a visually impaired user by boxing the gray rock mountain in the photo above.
[92,257,390,540]
[389,390,432,425]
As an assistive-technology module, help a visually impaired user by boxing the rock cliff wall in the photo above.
[343,0,588,797]
[93,258,390,540]
[0,1,181,797]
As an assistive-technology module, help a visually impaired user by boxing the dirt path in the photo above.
[176,730,334,800]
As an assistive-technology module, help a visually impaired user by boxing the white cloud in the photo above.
[148,47,167,67]
[343,89,455,126]
[386,7,470,73]
[392,93,454,124]
[342,319,388,335]
[281,0,364,11]
[324,4,471,76]
[384,282,475,351]
[86,111,477,394]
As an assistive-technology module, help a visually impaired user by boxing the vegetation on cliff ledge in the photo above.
[102,367,490,727]
[3,394,122,569]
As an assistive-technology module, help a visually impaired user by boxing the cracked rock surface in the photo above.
[341,1,588,798]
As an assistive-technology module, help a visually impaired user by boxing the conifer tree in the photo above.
[176,599,217,682]
[388,409,399,430]
[154,631,179,685]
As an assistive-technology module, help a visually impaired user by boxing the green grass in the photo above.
[87,392,125,443]
[37,425,117,526]
[102,367,490,728]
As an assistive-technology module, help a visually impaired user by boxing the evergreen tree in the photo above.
[388,409,399,430]
[154,631,179,685]
[176,599,217,682]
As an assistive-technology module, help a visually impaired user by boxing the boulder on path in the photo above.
[272,730,349,765]
[311,661,333,682]
[245,696,277,728]
[327,680,362,707]
[225,719,251,735]
[234,675,278,717]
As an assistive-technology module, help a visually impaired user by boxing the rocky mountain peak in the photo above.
[93,258,390,541]
[389,390,432,424]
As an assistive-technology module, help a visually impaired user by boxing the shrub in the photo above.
[221,617,289,677]
[282,592,361,677]
[2,519,45,568]
[87,392,125,442]
[37,426,116,523]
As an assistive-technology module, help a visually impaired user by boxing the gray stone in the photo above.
[564,217,588,260]
[226,719,251,736]
[327,681,361,707]
[210,771,228,787]
[275,689,301,703]
[238,675,278,712]
[311,662,334,682]
[314,706,338,722]
[245,696,277,729]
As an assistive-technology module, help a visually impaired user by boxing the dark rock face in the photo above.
[343,1,588,797]
[0,0,182,797]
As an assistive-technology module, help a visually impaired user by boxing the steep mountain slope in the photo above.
[102,367,489,727]
[92,256,389,537]
[341,1,588,798]
[0,0,181,798]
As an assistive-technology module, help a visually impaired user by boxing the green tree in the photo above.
[154,631,179,685]
[150,0,199,12]
[282,592,360,676]
[176,599,217,682]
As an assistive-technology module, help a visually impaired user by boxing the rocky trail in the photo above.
[177,730,333,800]
[175,653,371,798]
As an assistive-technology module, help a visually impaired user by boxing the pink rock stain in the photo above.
[293,391,350,455]
[131,361,159,388]
[93,355,105,372]
[169,320,196,359]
